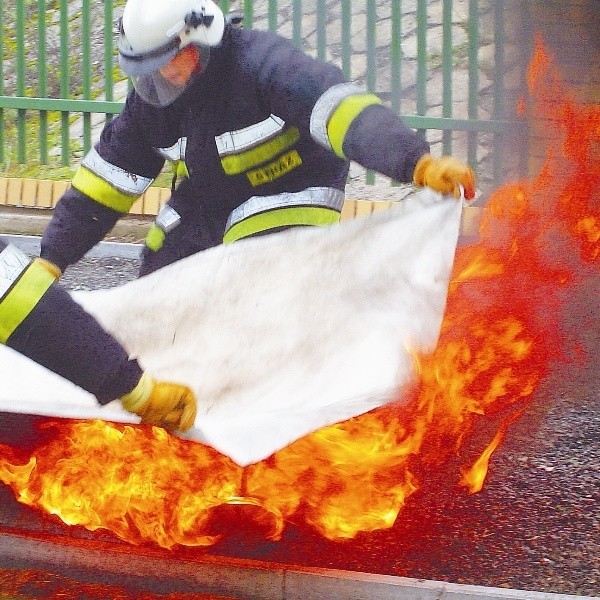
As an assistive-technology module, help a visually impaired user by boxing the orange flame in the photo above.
[459,406,525,494]
[0,36,597,549]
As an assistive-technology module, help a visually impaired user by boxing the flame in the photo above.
[459,406,525,494]
[0,36,597,549]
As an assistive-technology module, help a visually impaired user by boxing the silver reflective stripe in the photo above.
[215,115,285,157]
[156,137,188,162]
[156,204,181,233]
[309,82,366,150]
[82,148,154,195]
[225,187,345,232]
[0,244,29,299]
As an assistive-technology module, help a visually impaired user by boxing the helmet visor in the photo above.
[119,44,210,107]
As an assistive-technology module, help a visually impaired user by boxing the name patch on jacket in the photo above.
[246,150,302,186]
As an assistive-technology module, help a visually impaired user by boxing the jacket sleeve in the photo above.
[309,82,430,183]
[252,31,430,183]
[1,241,143,404]
[41,90,166,271]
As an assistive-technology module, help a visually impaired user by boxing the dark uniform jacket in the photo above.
[41,25,430,274]
[0,239,142,403]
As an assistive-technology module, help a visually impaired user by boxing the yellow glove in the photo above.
[121,372,197,432]
[34,257,62,280]
[413,154,476,200]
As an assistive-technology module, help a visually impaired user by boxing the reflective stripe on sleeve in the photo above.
[310,82,382,158]
[0,248,55,344]
[72,166,140,213]
[144,205,181,252]
[73,148,154,213]
[145,224,166,252]
[327,93,382,158]
[81,148,154,195]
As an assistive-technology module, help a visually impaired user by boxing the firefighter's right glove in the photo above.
[34,257,62,280]
[413,154,476,200]
[120,372,197,432]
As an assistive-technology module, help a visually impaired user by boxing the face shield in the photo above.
[117,18,211,107]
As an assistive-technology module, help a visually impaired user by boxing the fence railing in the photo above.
[0,0,530,195]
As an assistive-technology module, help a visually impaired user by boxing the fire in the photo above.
[459,406,525,494]
[0,421,245,549]
[0,36,597,549]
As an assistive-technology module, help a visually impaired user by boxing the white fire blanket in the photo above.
[0,190,462,466]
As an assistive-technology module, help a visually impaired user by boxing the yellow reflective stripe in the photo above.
[220,127,300,175]
[327,94,382,159]
[223,206,340,243]
[72,166,139,213]
[145,224,165,252]
[0,261,54,344]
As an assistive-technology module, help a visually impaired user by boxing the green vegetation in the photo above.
[1,0,128,179]
[427,41,471,70]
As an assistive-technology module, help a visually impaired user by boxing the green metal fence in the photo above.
[0,0,528,194]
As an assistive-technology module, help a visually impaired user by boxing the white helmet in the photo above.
[118,0,225,106]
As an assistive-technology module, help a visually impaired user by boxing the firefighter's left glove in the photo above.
[413,154,476,200]
[120,372,197,432]
[34,258,62,280]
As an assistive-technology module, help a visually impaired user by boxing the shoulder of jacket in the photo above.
[225,25,296,53]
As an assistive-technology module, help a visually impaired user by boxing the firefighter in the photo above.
[0,239,196,432]
[39,0,476,278]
